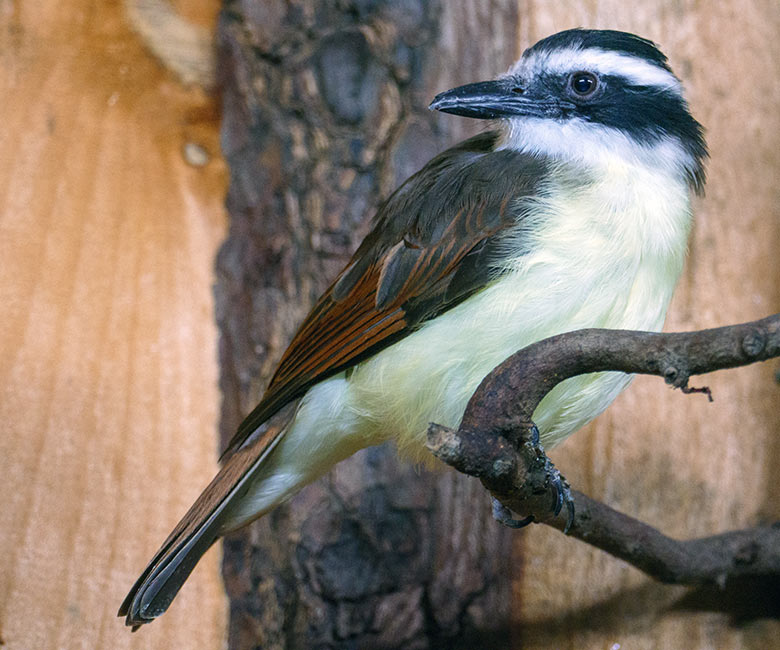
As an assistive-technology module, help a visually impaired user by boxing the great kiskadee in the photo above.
[120,29,707,627]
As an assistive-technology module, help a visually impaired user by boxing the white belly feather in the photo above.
[223,159,692,529]
[348,159,691,449]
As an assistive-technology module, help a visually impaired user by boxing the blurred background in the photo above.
[1,1,778,649]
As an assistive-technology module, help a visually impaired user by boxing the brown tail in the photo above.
[118,403,296,628]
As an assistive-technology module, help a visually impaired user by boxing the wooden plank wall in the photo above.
[1,1,778,649]
[0,1,228,648]
[511,3,780,649]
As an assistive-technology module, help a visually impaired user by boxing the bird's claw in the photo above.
[545,464,574,533]
[491,425,575,533]
[492,497,534,529]
[527,431,575,533]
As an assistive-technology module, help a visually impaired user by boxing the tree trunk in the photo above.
[214,1,518,648]
[214,1,780,649]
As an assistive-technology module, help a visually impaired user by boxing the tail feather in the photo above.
[118,507,221,630]
[119,402,297,628]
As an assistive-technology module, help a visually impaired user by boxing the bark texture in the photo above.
[214,1,518,648]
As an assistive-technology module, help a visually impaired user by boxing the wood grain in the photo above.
[6,1,777,648]
[512,3,780,649]
[0,1,228,648]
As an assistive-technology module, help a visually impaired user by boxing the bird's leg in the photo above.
[526,425,575,532]
[543,461,575,533]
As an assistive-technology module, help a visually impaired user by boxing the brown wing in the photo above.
[222,131,547,457]
[120,132,549,626]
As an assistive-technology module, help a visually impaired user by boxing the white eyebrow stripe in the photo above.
[515,48,682,94]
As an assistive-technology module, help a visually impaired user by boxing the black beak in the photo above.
[429,80,563,120]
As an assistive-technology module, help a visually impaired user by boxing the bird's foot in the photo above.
[519,425,576,533]
[545,462,575,534]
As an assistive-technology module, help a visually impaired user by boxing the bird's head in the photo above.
[429,29,707,193]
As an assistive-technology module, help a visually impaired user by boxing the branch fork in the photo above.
[426,314,780,585]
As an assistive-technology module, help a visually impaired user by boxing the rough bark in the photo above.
[214,1,518,648]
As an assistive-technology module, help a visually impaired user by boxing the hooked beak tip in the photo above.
[428,93,446,112]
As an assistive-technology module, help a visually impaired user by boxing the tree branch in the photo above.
[426,313,780,585]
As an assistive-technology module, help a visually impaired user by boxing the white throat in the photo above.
[496,117,696,190]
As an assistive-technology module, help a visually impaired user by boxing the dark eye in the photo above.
[569,71,599,97]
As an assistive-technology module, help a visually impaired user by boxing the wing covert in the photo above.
[222,131,547,458]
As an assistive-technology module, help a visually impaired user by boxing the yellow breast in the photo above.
[347,157,692,452]
[225,156,694,528]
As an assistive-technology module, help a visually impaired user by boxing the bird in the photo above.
[120,28,707,628]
